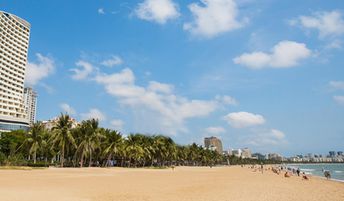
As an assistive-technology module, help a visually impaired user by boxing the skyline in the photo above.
[1,0,344,156]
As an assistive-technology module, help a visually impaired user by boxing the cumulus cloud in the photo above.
[292,10,344,38]
[25,53,55,86]
[205,126,226,135]
[94,68,218,135]
[80,108,106,121]
[246,129,287,146]
[329,81,344,90]
[135,0,180,24]
[98,8,105,15]
[184,0,246,38]
[233,41,311,69]
[60,103,76,115]
[70,60,94,80]
[110,119,124,131]
[333,95,344,105]
[101,56,123,67]
[224,111,265,128]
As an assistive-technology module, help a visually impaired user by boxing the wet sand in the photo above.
[0,166,343,201]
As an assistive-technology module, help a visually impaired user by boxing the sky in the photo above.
[1,0,344,156]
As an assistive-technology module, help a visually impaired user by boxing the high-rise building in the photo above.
[0,11,31,131]
[204,136,223,154]
[24,87,37,125]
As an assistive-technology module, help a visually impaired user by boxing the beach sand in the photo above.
[0,166,343,201]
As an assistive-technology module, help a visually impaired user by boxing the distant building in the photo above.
[267,153,282,161]
[241,148,252,158]
[231,149,242,158]
[42,117,79,130]
[24,87,37,125]
[329,151,336,157]
[0,11,31,132]
[252,153,265,160]
[204,136,223,154]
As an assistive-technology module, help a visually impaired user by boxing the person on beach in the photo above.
[324,170,331,179]
[296,168,300,176]
[284,172,291,178]
[302,172,309,180]
[260,163,264,174]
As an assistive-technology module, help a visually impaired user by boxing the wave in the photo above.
[300,168,315,172]
[334,171,343,173]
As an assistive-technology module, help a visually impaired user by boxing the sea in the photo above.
[286,163,344,182]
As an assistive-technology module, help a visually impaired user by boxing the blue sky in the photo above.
[2,0,344,156]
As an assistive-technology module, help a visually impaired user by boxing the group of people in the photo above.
[286,167,310,180]
[250,164,333,181]
[268,166,310,180]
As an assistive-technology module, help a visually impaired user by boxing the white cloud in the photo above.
[205,126,226,134]
[293,10,344,38]
[70,60,94,80]
[147,81,174,94]
[224,111,265,128]
[270,129,285,140]
[101,56,123,67]
[98,8,105,15]
[135,0,180,24]
[94,68,135,86]
[184,0,246,38]
[325,40,342,49]
[246,128,287,146]
[333,95,344,105]
[329,81,344,90]
[80,108,106,121]
[233,40,311,69]
[110,119,124,131]
[215,95,238,105]
[94,68,218,135]
[25,53,55,86]
[60,103,76,115]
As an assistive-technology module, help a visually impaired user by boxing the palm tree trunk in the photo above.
[80,152,84,168]
[106,154,112,167]
[89,151,92,167]
[33,152,37,164]
[60,148,65,167]
[121,157,124,167]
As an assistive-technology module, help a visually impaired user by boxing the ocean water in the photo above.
[286,163,344,182]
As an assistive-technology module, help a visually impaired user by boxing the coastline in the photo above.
[284,163,344,182]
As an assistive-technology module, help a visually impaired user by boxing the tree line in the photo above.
[0,114,267,167]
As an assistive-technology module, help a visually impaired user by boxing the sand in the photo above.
[0,166,343,201]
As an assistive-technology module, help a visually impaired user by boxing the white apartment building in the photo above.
[24,87,37,125]
[241,148,252,159]
[0,11,31,131]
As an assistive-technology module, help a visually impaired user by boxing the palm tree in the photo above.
[50,114,76,167]
[22,122,46,164]
[125,135,145,167]
[102,129,122,167]
[75,119,103,167]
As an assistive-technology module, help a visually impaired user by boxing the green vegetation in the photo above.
[0,114,268,168]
